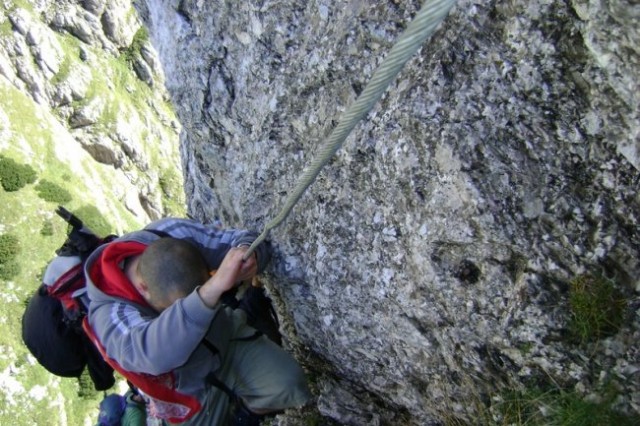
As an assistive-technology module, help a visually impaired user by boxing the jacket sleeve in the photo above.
[144,218,271,272]
[89,288,220,375]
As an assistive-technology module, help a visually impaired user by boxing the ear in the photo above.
[131,279,151,299]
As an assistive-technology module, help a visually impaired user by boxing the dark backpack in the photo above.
[21,206,116,390]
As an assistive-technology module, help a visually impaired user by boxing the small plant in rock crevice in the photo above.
[568,272,626,345]
[491,384,640,426]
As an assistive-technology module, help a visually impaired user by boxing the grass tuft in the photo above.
[568,273,626,344]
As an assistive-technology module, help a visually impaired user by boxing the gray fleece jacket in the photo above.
[84,218,270,418]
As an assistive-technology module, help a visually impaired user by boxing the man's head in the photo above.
[136,237,209,311]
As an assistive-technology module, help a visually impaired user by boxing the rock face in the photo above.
[135,0,640,424]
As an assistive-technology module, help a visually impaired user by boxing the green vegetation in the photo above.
[72,205,114,237]
[159,168,186,216]
[0,155,37,191]
[1,0,36,36]
[40,219,54,236]
[121,26,149,65]
[0,257,21,279]
[492,386,639,426]
[35,179,73,203]
[0,234,21,281]
[50,54,74,86]
[0,233,21,280]
[568,273,626,344]
[0,2,182,424]
[0,233,20,264]
[77,369,99,399]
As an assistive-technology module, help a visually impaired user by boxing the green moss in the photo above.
[50,55,73,85]
[568,273,626,344]
[0,82,55,148]
[79,52,154,131]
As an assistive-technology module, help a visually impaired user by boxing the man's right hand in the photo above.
[197,248,249,308]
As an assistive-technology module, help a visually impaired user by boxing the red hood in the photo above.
[89,241,151,308]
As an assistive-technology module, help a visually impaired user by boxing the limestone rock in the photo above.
[50,63,93,107]
[139,0,640,424]
[76,133,124,167]
[49,4,103,46]
[132,55,153,86]
[1,0,183,226]
[82,0,105,16]
[69,98,104,128]
[100,0,140,48]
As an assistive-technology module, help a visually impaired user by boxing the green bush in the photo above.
[569,273,626,344]
[77,369,98,399]
[0,155,37,191]
[0,260,20,280]
[40,219,54,236]
[35,179,73,203]
[0,233,20,264]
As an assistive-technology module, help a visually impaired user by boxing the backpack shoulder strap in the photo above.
[82,318,202,423]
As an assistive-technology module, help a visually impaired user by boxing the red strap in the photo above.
[47,264,85,312]
[82,318,201,422]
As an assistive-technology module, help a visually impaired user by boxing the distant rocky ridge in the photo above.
[136,0,639,424]
[0,0,182,223]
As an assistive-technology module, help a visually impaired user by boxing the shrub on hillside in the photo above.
[0,233,20,264]
[77,369,98,399]
[0,260,21,280]
[35,180,73,203]
[0,233,21,280]
[40,219,54,236]
[0,155,37,191]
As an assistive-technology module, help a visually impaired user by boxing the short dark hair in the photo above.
[137,238,209,306]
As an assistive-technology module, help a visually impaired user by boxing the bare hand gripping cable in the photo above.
[244,0,458,260]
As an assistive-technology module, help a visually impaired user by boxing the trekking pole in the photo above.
[56,206,84,231]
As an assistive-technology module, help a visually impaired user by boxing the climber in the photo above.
[96,387,146,426]
[83,217,312,425]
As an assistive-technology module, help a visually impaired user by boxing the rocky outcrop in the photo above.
[138,0,639,424]
[0,0,182,222]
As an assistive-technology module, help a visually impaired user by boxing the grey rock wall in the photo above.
[138,0,639,424]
